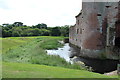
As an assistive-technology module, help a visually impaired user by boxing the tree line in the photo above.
[1,22,69,37]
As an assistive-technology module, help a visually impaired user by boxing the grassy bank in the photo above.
[1,37,34,53]
[3,62,117,78]
[2,36,118,78]
[2,36,63,53]
[2,36,84,70]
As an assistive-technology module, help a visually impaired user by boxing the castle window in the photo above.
[77,29,79,34]
[115,37,120,48]
[97,28,100,30]
[106,6,111,8]
[97,14,101,16]
[115,7,118,9]
[78,20,79,25]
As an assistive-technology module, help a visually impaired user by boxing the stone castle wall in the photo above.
[69,2,120,60]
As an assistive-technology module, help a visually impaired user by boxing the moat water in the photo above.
[46,43,119,74]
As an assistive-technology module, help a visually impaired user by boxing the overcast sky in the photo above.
[0,0,82,27]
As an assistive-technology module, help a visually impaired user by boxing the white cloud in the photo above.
[0,0,82,26]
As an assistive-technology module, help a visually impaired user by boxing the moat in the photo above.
[46,43,119,74]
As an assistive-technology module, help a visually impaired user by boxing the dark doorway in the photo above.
[115,21,120,48]
[115,20,120,37]
[115,37,120,48]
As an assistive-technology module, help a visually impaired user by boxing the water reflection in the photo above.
[46,43,72,62]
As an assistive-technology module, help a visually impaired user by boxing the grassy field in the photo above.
[1,37,34,53]
[3,36,83,70]
[2,36,119,78]
[3,62,117,78]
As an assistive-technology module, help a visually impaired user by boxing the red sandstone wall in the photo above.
[69,2,120,59]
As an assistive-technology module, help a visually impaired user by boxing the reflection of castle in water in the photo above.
[69,1,120,60]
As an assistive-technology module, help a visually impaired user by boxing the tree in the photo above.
[2,24,9,27]
[12,27,22,37]
[40,29,50,36]
[60,25,69,37]
[13,22,23,27]
[35,23,47,29]
[51,27,61,36]
[41,23,47,29]
[1,22,70,37]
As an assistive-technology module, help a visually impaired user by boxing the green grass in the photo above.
[40,37,64,49]
[2,36,63,53]
[3,36,84,70]
[3,62,118,78]
[2,36,119,78]
[1,37,34,53]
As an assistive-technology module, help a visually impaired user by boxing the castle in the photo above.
[69,1,120,60]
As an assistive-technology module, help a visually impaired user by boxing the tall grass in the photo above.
[2,37,34,53]
[3,36,86,70]
[40,38,63,49]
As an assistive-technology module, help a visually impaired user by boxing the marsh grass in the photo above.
[3,36,85,70]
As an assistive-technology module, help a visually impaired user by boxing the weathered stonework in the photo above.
[69,1,120,60]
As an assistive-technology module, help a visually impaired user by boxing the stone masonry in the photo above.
[69,1,120,60]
